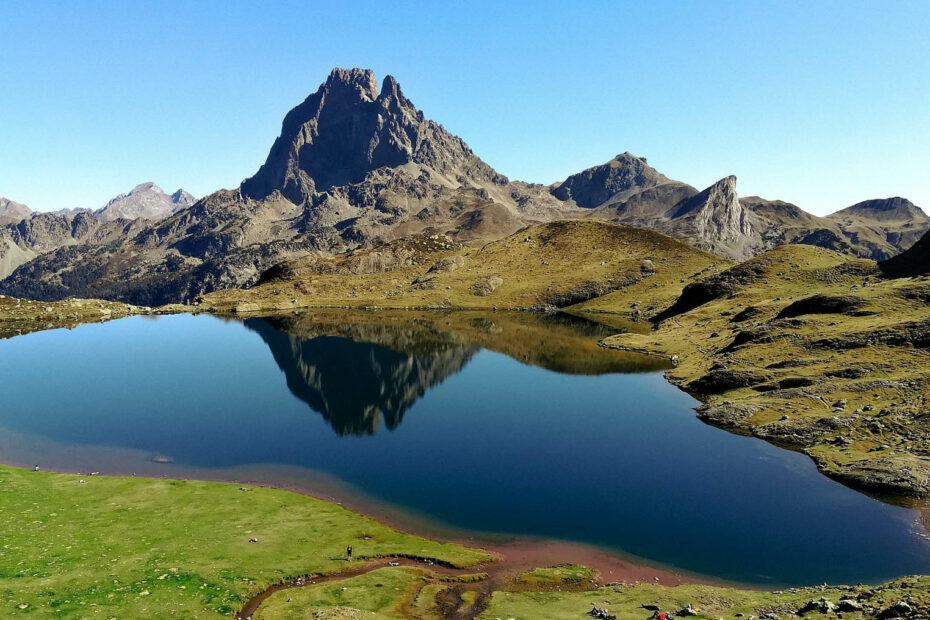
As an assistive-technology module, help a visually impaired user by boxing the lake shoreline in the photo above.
[6,458,732,591]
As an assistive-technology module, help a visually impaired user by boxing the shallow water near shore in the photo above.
[1,311,929,586]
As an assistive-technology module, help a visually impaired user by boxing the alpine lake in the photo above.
[1,310,928,587]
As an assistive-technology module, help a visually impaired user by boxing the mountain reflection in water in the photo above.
[245,311,663,436]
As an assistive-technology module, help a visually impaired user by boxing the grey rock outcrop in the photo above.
[662,176,765,260]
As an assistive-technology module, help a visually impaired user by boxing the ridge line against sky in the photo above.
[1,0,928,215]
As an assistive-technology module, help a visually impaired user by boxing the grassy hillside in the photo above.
[197,220,727,314]
[585,244,930,497]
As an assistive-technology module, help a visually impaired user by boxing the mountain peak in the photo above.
[670,175,738,218]
[551,152,670,207]
[94,183,196,223]
[241,68,505,204]
[831,197,928,222]
[664,175,764,260]
[171,189,195,205]
[130,181,162,194]
[325,67,379,101]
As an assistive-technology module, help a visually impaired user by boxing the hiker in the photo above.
[346,545,352,561]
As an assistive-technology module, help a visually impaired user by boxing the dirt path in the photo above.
[237,556,488,619]
[237,542,725,620]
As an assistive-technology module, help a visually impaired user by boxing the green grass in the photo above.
[0,465,490,618]
[255,567,429,619]
[509,564,593,589]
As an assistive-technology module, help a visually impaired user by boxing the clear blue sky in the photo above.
[1,0,928,215]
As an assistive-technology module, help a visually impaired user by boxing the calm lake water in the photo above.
[0,311,928,586]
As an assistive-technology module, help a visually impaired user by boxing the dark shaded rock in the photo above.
[813,319,930,350]
[838,598,863,612]
[653,262,767,323]
[731,306,762,322]
[689,370,764,394]
[552,152,669,208]
[720,325,778,352]
[766,359,808,369]
[882,227,930,278]
[777,377,816,389]
[776,294,866,319]
[545,280,621,307]
[877,600,912,619]
[825,367,870,379]
[426,255,464,274]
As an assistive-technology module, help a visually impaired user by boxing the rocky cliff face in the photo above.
[95,183,196,222]
[571,155,929,261]
[242,69,506,202]
[0,184,193,281]
[661,176,766,260]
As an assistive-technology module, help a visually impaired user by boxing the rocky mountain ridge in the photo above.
[0,183,196,280]
[94,182,196,223]
[0,67,926,303]
[559,156,928,261]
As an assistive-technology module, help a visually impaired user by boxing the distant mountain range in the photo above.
[568,155,929,260]
[0,183,196,279]
[0,67,926,304]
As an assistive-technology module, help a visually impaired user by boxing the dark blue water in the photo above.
[0,313,928,586]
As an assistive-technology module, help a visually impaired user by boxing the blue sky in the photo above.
[1,0,928,215]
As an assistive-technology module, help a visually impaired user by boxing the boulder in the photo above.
[689,369,764,394]
[472,275,503,297]
[776,294,866,319]
[426,255,465,274]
